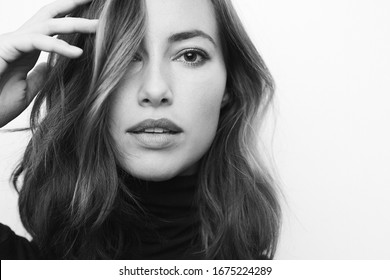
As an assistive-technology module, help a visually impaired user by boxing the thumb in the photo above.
[26,62,48,104]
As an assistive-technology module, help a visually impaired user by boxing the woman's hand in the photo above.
[0,0,98,128]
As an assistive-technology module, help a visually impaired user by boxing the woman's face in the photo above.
[109,0,227,181]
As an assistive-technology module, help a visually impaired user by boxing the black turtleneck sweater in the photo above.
[0,173,203,260]
[120,173,203,259]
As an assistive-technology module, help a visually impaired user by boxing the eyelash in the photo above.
[174,48,210,67]
[131,48,210,68]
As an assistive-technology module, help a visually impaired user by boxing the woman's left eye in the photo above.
[174,49,209,67]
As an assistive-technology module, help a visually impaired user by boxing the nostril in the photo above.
[139,97,170,106]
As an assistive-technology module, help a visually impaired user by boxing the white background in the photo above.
[1,0,390,259]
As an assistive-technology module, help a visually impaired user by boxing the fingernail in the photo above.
[70,46,83,55]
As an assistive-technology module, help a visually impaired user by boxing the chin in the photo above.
[119,161,199,182]
[119,164,181,182]
[135,172,177,182]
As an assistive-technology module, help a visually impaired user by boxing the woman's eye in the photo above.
[175,49,209,67]
[131,53,142,62]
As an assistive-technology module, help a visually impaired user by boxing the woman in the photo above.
[0,0,280,259]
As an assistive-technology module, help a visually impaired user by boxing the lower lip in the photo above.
[129,132,181,149]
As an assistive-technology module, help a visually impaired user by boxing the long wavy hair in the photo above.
[12,0,280,259]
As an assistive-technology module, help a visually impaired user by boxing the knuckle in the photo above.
[45,20,55,34]
[23,33,34,43]
[28,34,39,48]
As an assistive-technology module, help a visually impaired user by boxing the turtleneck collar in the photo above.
[121,172,199,218]
[118,169,203,259]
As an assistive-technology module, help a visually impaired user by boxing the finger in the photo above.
[26,0,94,24]
[0,72,29,127]
[11,34,83,60]
[36,18,98,36]
[26,63,48,104]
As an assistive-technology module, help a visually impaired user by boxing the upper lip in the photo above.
[127,118,183,133]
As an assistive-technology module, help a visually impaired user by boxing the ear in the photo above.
[221,91,230,108]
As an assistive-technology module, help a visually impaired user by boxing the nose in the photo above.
[138,61,173,107]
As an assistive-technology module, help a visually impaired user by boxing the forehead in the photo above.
[144,0,218,41]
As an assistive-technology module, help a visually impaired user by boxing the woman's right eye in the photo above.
[131,53,142,62]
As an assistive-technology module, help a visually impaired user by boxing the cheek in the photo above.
[195,83,224,124]
[179,65,226,113]
[107,85,137,161]
[108,79,139,139]
[174,67,227,143]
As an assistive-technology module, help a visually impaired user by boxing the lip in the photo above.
[127,118,183,134]
[127,118,183,149]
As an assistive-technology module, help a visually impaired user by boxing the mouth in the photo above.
[127,118,183,134]
[131,128,179,134]
[127,118,183,149]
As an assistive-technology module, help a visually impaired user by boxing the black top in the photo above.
[0,173,202,260]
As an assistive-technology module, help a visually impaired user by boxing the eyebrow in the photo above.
[168,30,217,47]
